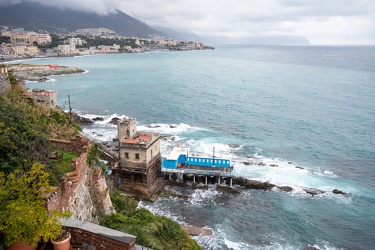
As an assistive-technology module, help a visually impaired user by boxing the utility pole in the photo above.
[68,95,72,118]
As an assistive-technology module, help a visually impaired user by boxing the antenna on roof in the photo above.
[212,147,215,167]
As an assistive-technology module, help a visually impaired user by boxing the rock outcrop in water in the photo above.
[303,188,326,196]
[233,177,276,190]
[71,112,94,124]
[8,64,85,82]
[332,189,347,195]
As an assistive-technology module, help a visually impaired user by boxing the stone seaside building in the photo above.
[116,118,161,187]
[28,89,58,108]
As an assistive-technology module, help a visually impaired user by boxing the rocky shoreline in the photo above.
[8,63,85,82]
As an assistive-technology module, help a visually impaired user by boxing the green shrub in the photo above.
[102,191,202,250]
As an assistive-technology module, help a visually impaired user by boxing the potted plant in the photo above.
[66,171,80,183]
[51,210,73,250]
[0,164,64,249]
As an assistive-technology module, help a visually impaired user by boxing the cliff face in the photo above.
[68,165,115,223]
[46,136,115,223]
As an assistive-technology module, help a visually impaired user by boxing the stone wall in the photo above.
[49,134,89,153]
[63,219,136,250]
[46,135,114,223]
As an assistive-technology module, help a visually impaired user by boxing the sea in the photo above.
[25,45,375,250]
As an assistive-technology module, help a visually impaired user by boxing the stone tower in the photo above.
[117,118,137,140]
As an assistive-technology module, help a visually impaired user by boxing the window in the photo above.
[151,150,153,157]
[125,152,129,159]
[135,153,140,160]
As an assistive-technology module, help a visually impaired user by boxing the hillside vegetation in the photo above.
[0,83,79,174]
[0,77,202,249]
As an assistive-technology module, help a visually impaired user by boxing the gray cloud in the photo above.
[1,0,374,44]
[0,0,123,15]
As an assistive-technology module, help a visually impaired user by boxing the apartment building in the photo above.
[10,32,51,46]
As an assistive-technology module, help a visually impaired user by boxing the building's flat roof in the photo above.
[124,135,151,144]
[166,147,190,160]
[31,89,56,95]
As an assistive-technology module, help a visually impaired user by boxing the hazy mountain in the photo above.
[0,2,164,38]
[201,35,310,45]
[152,26,205,42]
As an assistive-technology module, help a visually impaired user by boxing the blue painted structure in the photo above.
[162,147,231,169]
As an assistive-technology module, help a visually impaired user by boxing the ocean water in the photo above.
[25,45,375,250]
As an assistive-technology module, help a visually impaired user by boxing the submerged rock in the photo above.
[332,189,347,195]
[146,125,161,128]
[233,177,275,190]
[277,186,293,192]
[242,161,253,165]
[303,188,325,196]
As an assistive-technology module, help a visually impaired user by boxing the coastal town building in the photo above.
[57,44,77,55]
[75,28,116,36]
[98,44,120,53]
[12,45,39,55]
[65,37,85,46]
[10,32,51,46]
[115,118,161,186]
[28,89,58,108]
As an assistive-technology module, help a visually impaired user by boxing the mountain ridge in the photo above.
[0,2,164,38]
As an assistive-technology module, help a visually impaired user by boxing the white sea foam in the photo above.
[233,156,353,199]
[137,122,206,134]
[190,189,221,206]
[224,238,247,250]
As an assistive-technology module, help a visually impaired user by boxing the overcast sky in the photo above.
[3,0,375,44]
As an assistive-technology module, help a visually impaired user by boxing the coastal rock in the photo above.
[228,144,240,148]
[169,125,177,128]
[181,225,213,236]
[277,186,293,192]
[146,125,161,128]
[295,166,305,170]
[332,189,347,195]
[233,177,275,190]
[257,162,267,166]
[270,164,279,167]
[303,188,325,196]
[217,185,241,194]
[242,161,253,165]
[161,135,176,141]
[92,117,104,121]
[71,112,94,124]
[108,117,120,125]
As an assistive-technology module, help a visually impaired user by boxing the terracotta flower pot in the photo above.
[51,232,71,250]
[66,171,80,183]
[8,242,36,250]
